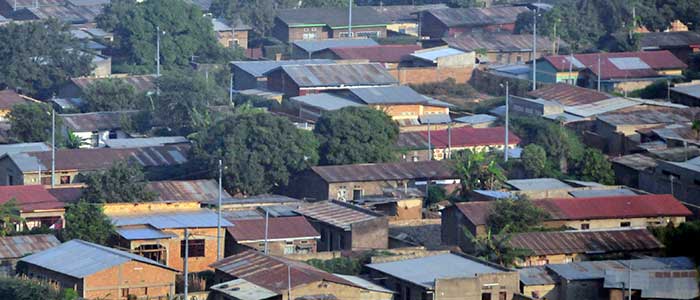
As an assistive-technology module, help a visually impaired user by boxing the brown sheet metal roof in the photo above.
[329,45,421,63]
[426,6,528,27]
[60,111,136,132]
[271,63,398,88]
[311,160,456,183]
[509,229,663,256]
[0,234,60,259]
[147,179,232,202]
[211,250,357,293]
[0,185,64,212]
[372,4,448,23]
[295,200,381,230]
[227,216,320,242]
[0,90,30,110]
[527,83,612,106]
[445,33,556,52]
[543,51,687,79]
[24,4,102,24]
[70,75,156,94]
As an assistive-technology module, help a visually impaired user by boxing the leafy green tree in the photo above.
[512,116,584,173]
[426,185,447,206]
[446,0,483,8]
[301,0,348,7]
[650,221,700,263]
[81,161,157,203]
[0,277,78,300]
[193,112,318,195]
[0,19,93,99]
[82,78,143,112]
[63,201,114,245]
[453,149,506,199]
[630,80,672,100]
[0,199,24,236]
[575,148,615,185]
[153,71,224,135]
[486,196,549,234]
[97,0,242,69]
[521,144,547,178]
[463,226,531,267]
[63,131,87,149]
[314,107,399,165]
[8,102,59,144]
[306,257,363,275]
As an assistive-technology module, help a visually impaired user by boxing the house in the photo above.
[291,38,379,59]
[11,3,103,25]
[213,194,302,211]
[518,266,558,300]
[594,109,691,155]
[637,31,700,63]
[0,234,60,276]
[272,7,388,42]
[390,46,476,85]
[225,216,320,256]
[406,46,475,68]
[289,160,457,201]
[509,229,663,266]
[230,59,334,91]
[0,142,51,156]
[417,6,529,39]
[445,33,559,65]
[295,200,388,251]
[60,111,134,148]
[396,126,521,161]
[532,51,687,93]
[289,85,453,122]
[0,89,32,120]
[670,81,700,106]
[265,63,398,97]
[312,44,421,68]
[58,75,156,101]
[0,144,189,186]
[19,239,178,300]
[442,194,692,245]
[627,155,700,211]
[611,153,659,189]
[454,114,498,128]
[212,18,252,49]
[604,269,699,300]
[371,4,448,36]
[210,250,393,300]
[146,179,231,203]
[352,188,424,221]
[103,136,189,149]
[106,201,232,273]
[0,185,66,230]
[366,253,520,300]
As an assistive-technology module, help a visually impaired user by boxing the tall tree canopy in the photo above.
[575,148,615,185]
[314,107,399,165]
[0,199,23,236]
[8,102,59,144]
[521,144,547,178]
[193,112,319,195]
[82,78,143,112]
[63,201,114,245]
[463,227,530,267]
[81,161,157,203]
[453,149,506,199]
[97,0,242,70]
[486,196,549,234]
[0,20,93,99]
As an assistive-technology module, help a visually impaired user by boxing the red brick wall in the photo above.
[388,66,474,85]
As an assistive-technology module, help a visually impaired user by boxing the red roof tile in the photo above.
[211,250,357,293]
[0,185,64,212]
[543,51,687,80]
[509,229,663,256]
[527,83,612,106]
[329,44,421,63]
[0,90,30,110]
[227,216,320,242]
[416,126,521,148]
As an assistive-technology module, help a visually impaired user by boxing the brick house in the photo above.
[637,31,700,63]
[417,6,529,40]
[230,59,334,91]
[19,239,178,300]
[314,44,422,68]
[212,18,252,49]
[59,111,134,148]
[371,4,448,36]
[444,33,559,65]
[272,7,388,43]
[295,200,388,251]
[225,216,320,256]
[0,185,66,231]
[291,38,379,59]
[106,201,231,273]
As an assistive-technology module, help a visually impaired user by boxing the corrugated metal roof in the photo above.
[60,111,136,132]
[0,90,30,110]
[71,75,156,94]
[445,34,556,52]
[565,97,641,117]
[0,185,64,212]
[218,194,302,206]
[543,51,687,79]
[19,240,176,278]
[211,279,279,300]
[506,178,572,191]
[212,18,232,31]
[671,83,700,99]
[310,160,456,183]
[366,253,504,289]
[24,4,102,24]
[115,227,176,240]
[426,6,529,27]
[276,7,388,28]
[604,269,699,299]
[232,59,335,77]
[611,153,658,171]
[227,216,319,242]
[294,39,379,54]
[0,234,60,259]
[639,31,700,48]
[334,274,394,294]
[410,47,467,63]
[509,229,663,256]
[274,63,397,88]
[111,209,232,229]
[597,110,689,126]
[295,200,379,230]
[0,142,50,157]
[290,93,364,111]
[146,179,231,202]
[569,189,637,198]
[454,114,497,125]
[329,44,421,63]
[419,113,451,124]
[372,4,447,23]
[519,266,557,286]
[526,83,612,106]
[396,126,520,149]
[211,250,358,293]
[349,86,446,106]
[104,136,189,149]
[547,257,695,281]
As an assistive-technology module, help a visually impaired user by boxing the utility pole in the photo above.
[667,80,671,101]
[628,261,632,300]
[568,53,574,85]
[216,160,222,260]
[156,25,161,77]
[504,82,510,162]
[447,123,452,159]
[347,0,352,38]
[183,227,189,300]
[532,6,538,91]
[263,209,269,254]
[427,120,432,161]
[51,109,55,188]
[287,265,292,300]
[229,72,234,106]
[597,54,602,92]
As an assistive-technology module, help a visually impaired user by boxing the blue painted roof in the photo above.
[116,227,176,240]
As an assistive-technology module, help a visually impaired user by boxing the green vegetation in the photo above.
[426,185,448,206]
[81,161,157,203]
[521,144,548,178]
[453,149,506,199]
[463,227,531,267]
[314,107,399,165]
[650,221,700,263]
[8,102,60,144]
[0,277,78,300]
[193,111,318,195]
[0,199,24,236]
[486,195,550,234]
[307,257,363,275]
[82,78,143,112]
[574,148,615,185]
[63,201,114,245]
[0,20,92,99]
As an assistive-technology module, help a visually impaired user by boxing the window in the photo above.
[337,186,347,201]
[516,55,522,63]
[404,285,411,300]
[60,175,71,184]
[303,33,317,40]
[580,223,590,230]
[304,28,309,32]
[108,130,118,139]
[121,288,130,298]
[181,239,205,257]
[499,292,507,300]
[311,27,318,31]
[7,175,13,185]
[620,221,631,227]
[284,241,295,254]
[352,189,362,200]
[482,293,492,300]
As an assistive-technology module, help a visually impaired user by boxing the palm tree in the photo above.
[463,226,531,268]
[0,199,24,236]
[453,149,506,199]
